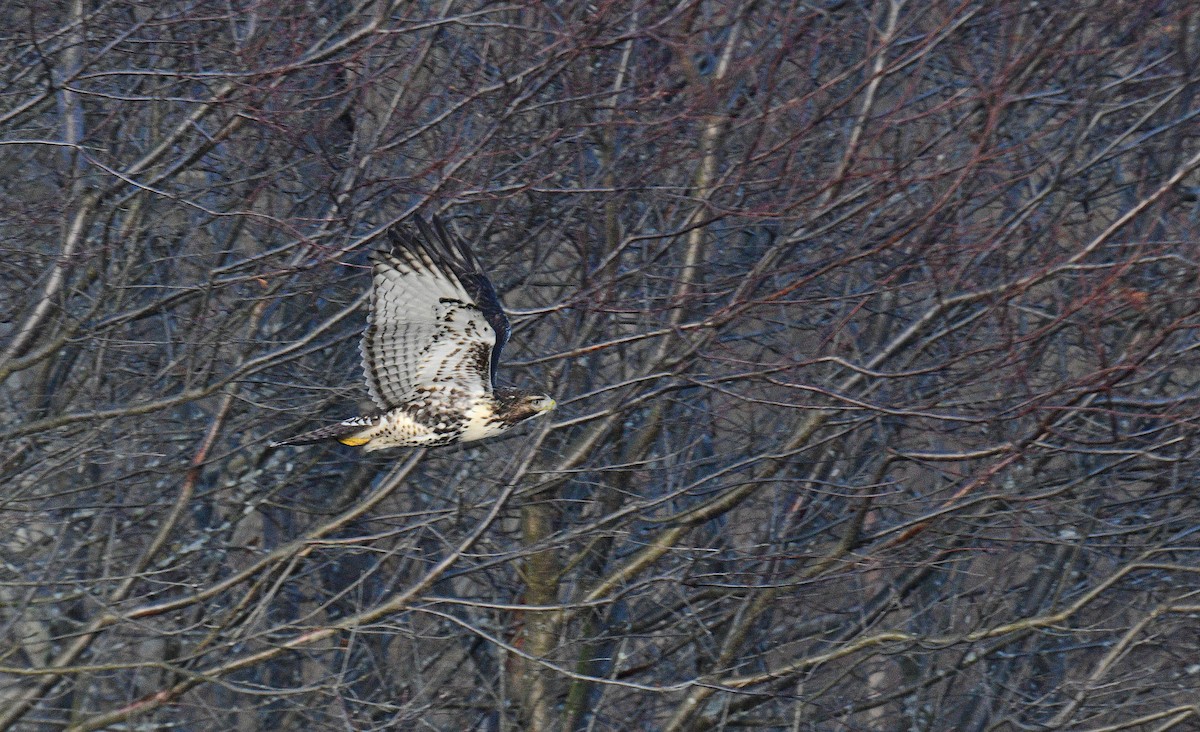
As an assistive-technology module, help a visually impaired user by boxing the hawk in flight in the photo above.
[274,216,555,451]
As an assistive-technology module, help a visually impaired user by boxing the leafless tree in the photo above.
[2,1,1200,730]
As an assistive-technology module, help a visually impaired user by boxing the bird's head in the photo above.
[494,388,556,426]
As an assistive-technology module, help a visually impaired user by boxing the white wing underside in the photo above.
[361,247,496,409]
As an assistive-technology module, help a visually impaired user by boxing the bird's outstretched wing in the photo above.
[360,215,511,409]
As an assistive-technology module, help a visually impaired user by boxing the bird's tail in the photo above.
[271,421,371,448]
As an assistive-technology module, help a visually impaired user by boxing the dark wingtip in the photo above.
[383,213,478,278]
[413,214,437,243]
[380,216,422,253]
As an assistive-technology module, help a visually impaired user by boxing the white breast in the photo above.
[458,399,506,442]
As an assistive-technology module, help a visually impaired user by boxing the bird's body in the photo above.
[274,216,554,451]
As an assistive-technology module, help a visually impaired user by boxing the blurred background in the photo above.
[2,1,1199,730]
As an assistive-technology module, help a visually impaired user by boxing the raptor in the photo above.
[273,216,555,450]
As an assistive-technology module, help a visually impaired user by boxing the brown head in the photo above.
[493,386,556,427]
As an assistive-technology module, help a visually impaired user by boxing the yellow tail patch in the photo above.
[338,435,370,446]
